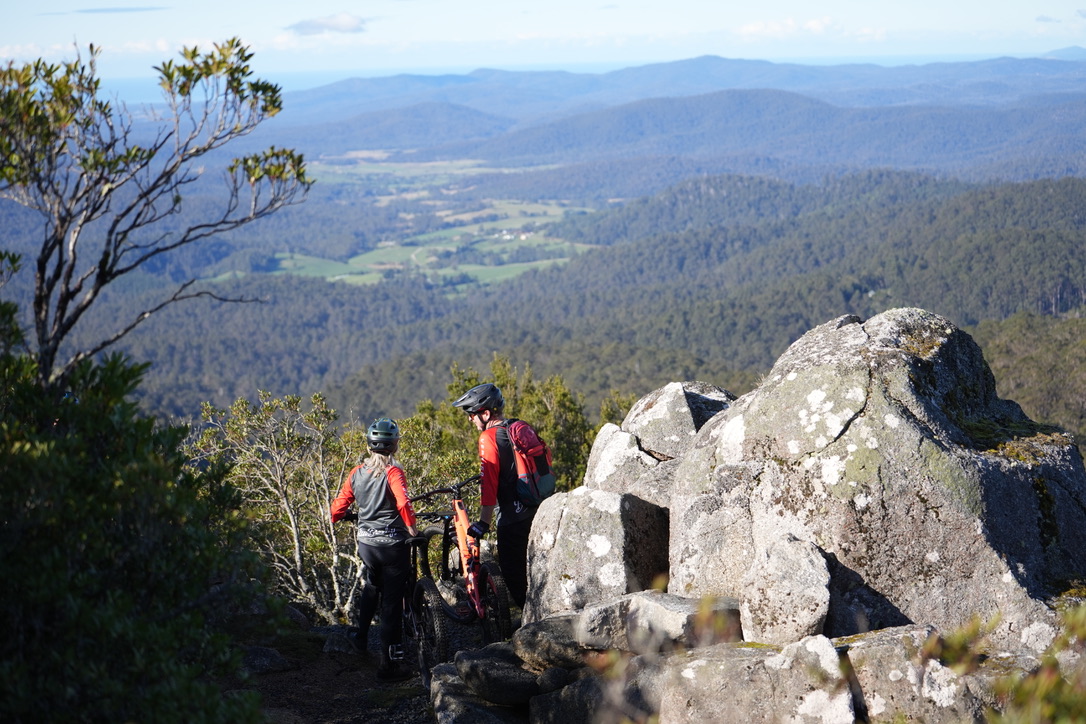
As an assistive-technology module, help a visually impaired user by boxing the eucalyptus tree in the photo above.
[0,38,310,388]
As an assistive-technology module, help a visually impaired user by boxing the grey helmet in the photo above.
[367,417,400,453]
[453,383,504,414]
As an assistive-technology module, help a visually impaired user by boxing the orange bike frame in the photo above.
[451,498,485,618]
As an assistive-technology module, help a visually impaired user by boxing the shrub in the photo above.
[0,355,263,723]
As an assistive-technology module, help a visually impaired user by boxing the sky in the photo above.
[4,1,1086,97]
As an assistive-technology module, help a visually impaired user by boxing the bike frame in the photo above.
[405,475,512,686]
[411,475,487,623]
[450,491,487,618]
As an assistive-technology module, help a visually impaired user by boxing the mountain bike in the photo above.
[403,474,513,687]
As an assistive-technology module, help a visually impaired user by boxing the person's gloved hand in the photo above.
[467,520,490,539]
[342,511,358,522]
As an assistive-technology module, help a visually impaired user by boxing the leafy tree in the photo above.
[599,389,638,426]
[0,294,263,721]
[0,39,310,389]
[190,392,363,624]
[396,404,479,489]
[0,251,23,357]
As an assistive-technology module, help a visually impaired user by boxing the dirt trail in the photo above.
[229,619,489,724]
[247,649,433,724]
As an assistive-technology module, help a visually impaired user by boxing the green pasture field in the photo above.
[260,158,592,290]
[309,157,517,191]
[431,259,568,289]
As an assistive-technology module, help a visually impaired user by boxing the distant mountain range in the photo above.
[236,51,1086,183]
[275,51,1086,128]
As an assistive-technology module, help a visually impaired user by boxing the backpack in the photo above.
[500,420,557,507]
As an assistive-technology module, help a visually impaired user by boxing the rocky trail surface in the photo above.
[229,616,492,724]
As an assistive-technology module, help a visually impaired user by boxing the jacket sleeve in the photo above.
[478,428,501,507]
[387,464,417,528]
[330,468,357,522]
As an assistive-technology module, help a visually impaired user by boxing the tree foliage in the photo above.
[189,392,364,624]
[968,310,1086,444]
[188,387,484,625]
[0,299,263,721]
[0,39,310,388]
[10,169,1084,437]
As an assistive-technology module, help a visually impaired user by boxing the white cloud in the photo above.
[738,16,846,41]
[1035,15,1060,23]
[739,18,800,40]
[75,6,168,14]
[117,39,173,55]
[853,26,887,43]
[287,13,367,36]
[0,43,44,58]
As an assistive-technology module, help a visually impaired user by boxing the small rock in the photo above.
[242,645,295,675]
[455,643,540,706]
[536,667,572,693]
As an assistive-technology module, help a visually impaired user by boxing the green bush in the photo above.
[0,354,263,723]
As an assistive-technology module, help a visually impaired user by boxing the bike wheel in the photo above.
[417,526,444,581]
[414,577,450,688]
[479,561,513,644]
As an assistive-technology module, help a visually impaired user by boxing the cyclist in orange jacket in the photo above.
[331,417,417,681]
[453,383,535,609]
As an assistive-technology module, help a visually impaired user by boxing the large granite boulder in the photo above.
[669,308,1086,652]
[616,626,1004,724]
[582,423,666,505]
[839,625,992,723]
[584,381,734,508]
[432,308,1086,723]
[524,487,669,624]
[655,635,855,723]
[621,381,735,460]
[575,589,742,654]
[740,534,831,645]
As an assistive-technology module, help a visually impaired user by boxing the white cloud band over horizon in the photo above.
[4,0,1085,85]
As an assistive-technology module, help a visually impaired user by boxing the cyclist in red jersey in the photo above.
[453,383,536,609]
[331,417,417,681]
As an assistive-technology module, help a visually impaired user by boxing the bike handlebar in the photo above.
[409,474,480,504]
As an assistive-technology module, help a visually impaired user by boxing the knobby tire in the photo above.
[419,525,444,581]
[479,561,513,644]
[414,577,449,688]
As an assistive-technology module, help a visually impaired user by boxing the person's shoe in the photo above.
[377,644,414,682]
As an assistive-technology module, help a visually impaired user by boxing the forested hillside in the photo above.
[40,170,1084,446]
[328,173,1086,422]
[969,312,1086,442]
[400,90,1086,180]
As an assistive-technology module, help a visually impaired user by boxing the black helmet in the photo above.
[367,417,400,453]
[453,383,504,414]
